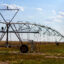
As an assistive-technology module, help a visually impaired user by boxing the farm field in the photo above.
[0,41,64,64]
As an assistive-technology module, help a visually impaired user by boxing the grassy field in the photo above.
[0,42,64,64]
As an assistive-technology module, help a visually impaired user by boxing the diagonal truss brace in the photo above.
[0,9,23,44]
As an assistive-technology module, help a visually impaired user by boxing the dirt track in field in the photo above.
[0,62,9,64]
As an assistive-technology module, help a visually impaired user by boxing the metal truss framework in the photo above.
[0,7,64,43]
[0,22,64,42]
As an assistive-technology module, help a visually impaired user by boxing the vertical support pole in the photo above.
[6,23,9,47]
[30,40,35,52]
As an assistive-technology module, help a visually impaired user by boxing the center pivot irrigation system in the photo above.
[0,6,64,53]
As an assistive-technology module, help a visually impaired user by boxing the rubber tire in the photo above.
[56,43,59,46]
[20,44,28,53]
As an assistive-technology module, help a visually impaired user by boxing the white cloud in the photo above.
[56,15,63,18]
[59,11,64,17]
[54,18,62,22]
[52,10,56,15]
[46,11,64,23]
[1,4,24,11]
[36,8,43,12]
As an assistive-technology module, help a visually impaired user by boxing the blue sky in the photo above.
[0,0,64,35]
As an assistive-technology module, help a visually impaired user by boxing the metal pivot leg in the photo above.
[6,23,9,47]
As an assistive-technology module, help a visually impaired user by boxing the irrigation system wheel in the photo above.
[20,44,28,53]
[56,42,59,46]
